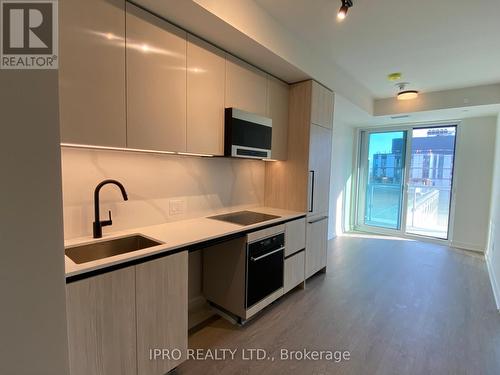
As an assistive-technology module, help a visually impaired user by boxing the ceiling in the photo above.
[335,94,500,127]
[255,0,500,99]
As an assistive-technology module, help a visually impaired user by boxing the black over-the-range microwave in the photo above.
[224,108,273,160]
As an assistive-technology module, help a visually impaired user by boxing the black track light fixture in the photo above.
[337,0,353,21]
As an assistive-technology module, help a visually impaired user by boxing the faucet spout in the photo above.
[93,179,128,239]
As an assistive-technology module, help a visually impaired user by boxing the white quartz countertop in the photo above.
[64,207,305,278]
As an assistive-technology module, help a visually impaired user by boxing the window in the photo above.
[356,125,457,240]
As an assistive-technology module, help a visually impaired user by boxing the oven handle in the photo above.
[250,246,285,262]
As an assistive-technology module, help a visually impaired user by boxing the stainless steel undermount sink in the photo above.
[65,235,163,264]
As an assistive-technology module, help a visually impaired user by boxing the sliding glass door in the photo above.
[362,131,406,230]
[356,125,457,240]
[405,127,456,239]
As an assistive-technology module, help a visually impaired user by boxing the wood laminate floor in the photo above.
[178,234,500,375]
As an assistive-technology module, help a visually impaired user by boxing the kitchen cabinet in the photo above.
[308,124,333,217]
[264,80,333,279]
[126,3,187,152]
[306,216,328,278]
[284,250,305,294]
[66,267,136,375]
[265,80,333,214]
[225,55,268,116]
[311,80,334,129]
[267,76,289,160]
[136,252,188,375]
[285,217,306,257]
[187,35,225,155]
[59,0,126,147]
[60,2,290,157]
[66,252,188,375]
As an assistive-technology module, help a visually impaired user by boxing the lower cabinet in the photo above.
[284,250,305,294]
[136,252,188,375]
[285,218,306,257]
[305,216,328,279]
[66,267,137,375]
[66,252,188,375]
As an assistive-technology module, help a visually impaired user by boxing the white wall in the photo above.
[328,94,363,239]
[61,147,265,239]
[61,147,265,328]
[451,116,497,252]
[486,115,500,309]
[328,119,355,239]
[0,71,69,374]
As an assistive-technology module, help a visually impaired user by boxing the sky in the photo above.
[368,131,404,157]
[368,126,457,158]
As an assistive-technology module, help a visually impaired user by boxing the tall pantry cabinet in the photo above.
[265,80,333,278]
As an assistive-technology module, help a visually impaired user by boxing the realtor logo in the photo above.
[1,0,58,69]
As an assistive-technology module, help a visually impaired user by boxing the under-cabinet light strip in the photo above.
[60,143,214,157]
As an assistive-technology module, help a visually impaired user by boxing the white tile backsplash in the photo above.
[61,147,265,239]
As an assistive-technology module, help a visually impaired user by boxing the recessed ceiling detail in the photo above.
[255,0,500,98]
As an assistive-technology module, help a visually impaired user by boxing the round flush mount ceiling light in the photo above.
[398,90,419,100]
[337,0,353,21]
[396,82,419,100]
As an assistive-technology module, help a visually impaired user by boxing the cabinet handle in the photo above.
[308,216,328,224]
[308,170,315,213]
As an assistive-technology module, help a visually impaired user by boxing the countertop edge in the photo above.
[65,211,306,281]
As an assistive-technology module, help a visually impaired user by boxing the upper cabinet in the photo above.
[310,81,334,129]
[225,55,268,116]
[267,76,289,160]
[126,3,187,152]
[59,0,127,147]
[60,3,290,158]
[187,35,225,156]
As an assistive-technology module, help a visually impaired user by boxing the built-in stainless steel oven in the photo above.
[246,232,285,308]
[203,224,286,324]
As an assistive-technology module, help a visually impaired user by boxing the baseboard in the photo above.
[485,254,500,311]
[450,241,485,253]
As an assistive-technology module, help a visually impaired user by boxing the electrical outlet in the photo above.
[169,199,185,216]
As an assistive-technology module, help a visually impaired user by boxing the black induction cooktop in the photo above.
[208,211,280,226]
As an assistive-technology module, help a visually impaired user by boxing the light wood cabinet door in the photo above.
[187,35,225,155]
[310,81,334,129]
[126,3,187,152]
[284,250,305,294]
[59,0,126,147]
[306,216,328,279]
[308,124,332,217]
[225,55,268,116]
[66,268,136,375]
[285,218,306,257]
[136,252,188,375]
[267,76,289,160]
